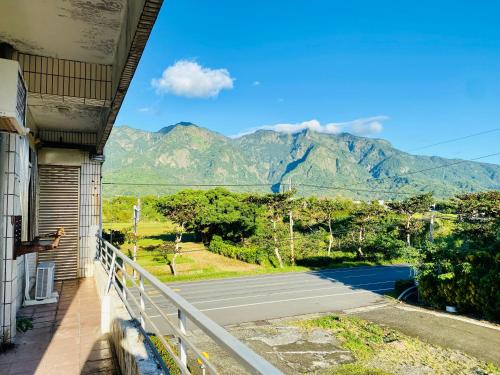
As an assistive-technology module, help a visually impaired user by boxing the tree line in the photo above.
[103,189,499,320]
[154,188,435,268]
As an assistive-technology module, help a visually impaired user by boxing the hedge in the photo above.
[209,236,267,265]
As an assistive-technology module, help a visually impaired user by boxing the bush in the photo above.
[394,279,415,296]
[209,236,267,265]
[417,243,500,320]
[365,234,408,261]
[102,229,127,246]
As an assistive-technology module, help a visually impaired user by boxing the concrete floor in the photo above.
[0,279,119,375]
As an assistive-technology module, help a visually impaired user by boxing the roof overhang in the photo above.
[0,0,163,153]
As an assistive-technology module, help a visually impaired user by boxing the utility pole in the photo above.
[288,178,295,266]
[110,200,113,245]
[429,204,435,243]
[133,195,141,277]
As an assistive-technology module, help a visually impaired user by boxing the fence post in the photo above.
[178,309,188,371]
[139,275,145,330]
[121,259,127,302]
[106,251,116,294]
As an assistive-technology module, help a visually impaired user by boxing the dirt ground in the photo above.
[187,302,500,375]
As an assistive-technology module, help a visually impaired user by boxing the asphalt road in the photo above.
[136,265,410,332]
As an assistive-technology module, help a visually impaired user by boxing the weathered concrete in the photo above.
[188,316,354,374]
[353,303,500,366]
[94,261,166,375]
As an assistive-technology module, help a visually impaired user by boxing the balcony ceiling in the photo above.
[0,0,162,152]
[0,0,125,65]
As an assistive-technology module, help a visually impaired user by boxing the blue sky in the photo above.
[116,0,500,164]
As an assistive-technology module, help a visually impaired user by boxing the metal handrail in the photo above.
[96,235,282,375]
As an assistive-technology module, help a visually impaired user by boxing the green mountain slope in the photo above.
[103,123,500,199]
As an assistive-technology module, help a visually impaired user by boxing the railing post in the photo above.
[98,238,103,263]
[106,251,116,294]
[121,259,127,302]
[178,309,188,371]
[139,275,145,330]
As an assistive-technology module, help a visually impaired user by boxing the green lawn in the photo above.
[106,221,404,283]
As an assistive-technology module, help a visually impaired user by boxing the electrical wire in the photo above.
[102,182,273,187]
[348,151,500,187]
[407,127,500,152]
[102,151,500,197]
[297,183,414,196]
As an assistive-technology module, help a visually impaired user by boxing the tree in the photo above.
[351,202,386,259]
[416,191,500,320]
[195,188,257,244]
[157,241,178,275]
[246,191,295,268]
[156,190,204,275]
[388,193,434,246]
[310,198,350,256]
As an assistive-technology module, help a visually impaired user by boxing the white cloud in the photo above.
[138,107,151,113]
[252,80,261,86]
[231,116,389,138]
[151,60,234,98]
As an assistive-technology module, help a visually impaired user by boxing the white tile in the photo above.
[4,259,13,281]
[7,174,15,192]
[2,303,11,327]
[3,282,12,303]
[8,151,15,168]
[5,238,13,258]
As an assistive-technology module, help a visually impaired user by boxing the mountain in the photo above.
[102,123,500,199]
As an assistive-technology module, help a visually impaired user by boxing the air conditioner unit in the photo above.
[35,262,56,300]
[0,59,27,135]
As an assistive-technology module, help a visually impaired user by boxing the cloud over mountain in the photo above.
[232,116,389,138]
[152,60,234,98]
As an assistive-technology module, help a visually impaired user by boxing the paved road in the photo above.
[137,265,410,331]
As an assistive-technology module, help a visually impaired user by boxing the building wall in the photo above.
[38,147,102,278]
[0,132,31,341]
[0,140,101,341]
[79,155,101,277]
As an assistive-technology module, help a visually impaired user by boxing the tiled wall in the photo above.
[79,154,101,277]
[0,135,102,341]
[0,132,30,341]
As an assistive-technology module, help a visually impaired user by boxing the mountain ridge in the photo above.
[103,123,500,199]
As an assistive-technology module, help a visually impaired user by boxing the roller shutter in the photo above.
[38,165,80,280]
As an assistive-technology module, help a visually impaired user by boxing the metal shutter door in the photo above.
[38,166,80,280]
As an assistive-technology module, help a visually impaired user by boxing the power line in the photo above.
[298,183,413,196]
[102,182,272,187]
[102,151,500,196]
[407,127,500,152]
[351,151,500,187]
[102,181,415,196]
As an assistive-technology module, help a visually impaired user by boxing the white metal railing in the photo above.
[96,235,282,375]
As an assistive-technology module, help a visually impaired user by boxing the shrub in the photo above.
[209,236,267,265]
[365,234,408,261]
[394,279,415,296]
[102,229,127,246]
[417,243,500,320]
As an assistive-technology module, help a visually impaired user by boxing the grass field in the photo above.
[104,221,402,283]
